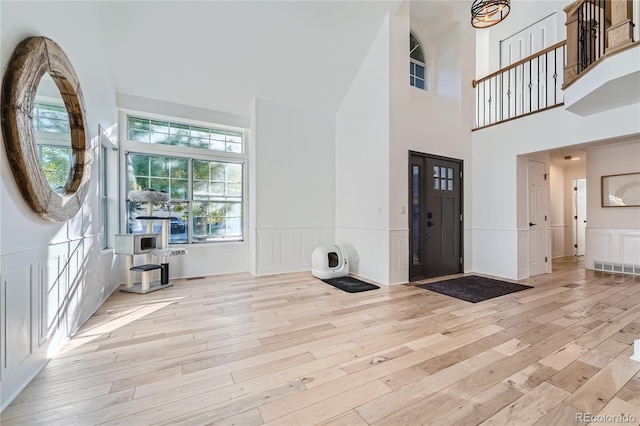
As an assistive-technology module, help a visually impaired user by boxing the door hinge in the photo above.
[544,215,547,221]
[545,257,548,262]
[459,257,463,265]
[574,215,578,220]
[544,174,548,180]
[574,187,578,191]
[460,214,463,222]
[574,244,578,248]
[460,171,463,179]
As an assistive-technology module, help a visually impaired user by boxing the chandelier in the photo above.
[471,0,511,28]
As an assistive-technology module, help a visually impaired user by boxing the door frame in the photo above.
[408,151,464,281]
[573,177,587,256]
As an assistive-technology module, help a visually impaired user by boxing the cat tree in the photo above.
[118,189,188,294]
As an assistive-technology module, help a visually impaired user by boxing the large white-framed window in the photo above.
[410,31,427,90]
[121,113,247,245]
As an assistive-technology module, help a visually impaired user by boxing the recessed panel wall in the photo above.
[2,267,33,371]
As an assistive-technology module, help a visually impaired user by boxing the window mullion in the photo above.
[188,157,194,244]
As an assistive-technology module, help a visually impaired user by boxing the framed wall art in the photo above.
[601,172,640,207]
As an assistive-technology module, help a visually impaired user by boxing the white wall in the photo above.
[389,3,411,285]
[336,15,391,285]
[472,104,640,280]
[252,99,336,275]
[385,5,475,284]
[585,140,640,270]
[0,1,118,410]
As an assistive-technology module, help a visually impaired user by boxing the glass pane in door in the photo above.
[412,165,420,265]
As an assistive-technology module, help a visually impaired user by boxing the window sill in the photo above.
[171,239,247,249]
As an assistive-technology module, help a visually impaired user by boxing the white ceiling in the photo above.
[549,147,586,167]
[548,134,640,168]
[410,0,460,35]
[98,1,403,117]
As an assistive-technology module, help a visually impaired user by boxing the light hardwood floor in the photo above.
[2,257,640,425]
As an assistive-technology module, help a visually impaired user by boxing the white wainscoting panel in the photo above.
[0,234,113,411]
[1,264,38,412]
[280,233,296,266]
[551,225,567,258]
[517,229,530,280]
[160,242,251,280]
[2,266,33,370]
[586,228,640,272]
[64,239,84,336]
[464,228,473,273]
[336,227,389,285]
[472,228,520,280]
[258,233,275,268]
[99,250,120,305]
[620,233,640,265]
[256,227,334,276]
[390,229,408,285]
[38,257,60,347]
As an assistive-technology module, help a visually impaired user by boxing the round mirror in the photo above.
[34,73,73,195]
[1,37,91,222]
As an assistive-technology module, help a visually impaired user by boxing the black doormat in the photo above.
[321,276,380,293]
[416,275,533,303]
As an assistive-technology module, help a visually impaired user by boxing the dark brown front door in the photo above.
[409,152,463,281]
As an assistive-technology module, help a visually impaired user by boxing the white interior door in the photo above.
[500,13,556,116]
[500,31,525,67]
[528,160,548,276]
[529,24,548,111]
[500,13,556,67]
[573,178,587,256]
[501,32,525,117]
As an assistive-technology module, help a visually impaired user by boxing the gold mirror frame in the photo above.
[1,36,91,222]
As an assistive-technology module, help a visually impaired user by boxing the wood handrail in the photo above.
[567,0,588,17]
[472,40,567,87]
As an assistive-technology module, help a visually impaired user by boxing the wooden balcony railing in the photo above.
[472,41,567,130]
[473,0,635,129]
[564,0,635,88]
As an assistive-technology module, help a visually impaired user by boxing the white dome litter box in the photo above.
[311,245,349,279]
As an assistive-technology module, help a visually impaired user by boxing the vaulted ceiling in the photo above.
[98,1,405,116]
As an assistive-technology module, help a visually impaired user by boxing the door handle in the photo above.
[529,222,536,227]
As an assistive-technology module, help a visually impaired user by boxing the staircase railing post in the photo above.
[608,0,635,52]
[564,2,580,88]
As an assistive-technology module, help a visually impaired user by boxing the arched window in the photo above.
[410,31,426,90]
